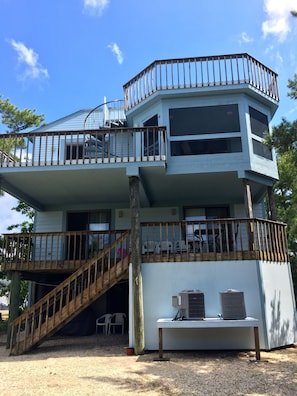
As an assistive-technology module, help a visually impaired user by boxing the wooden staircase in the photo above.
[9,231,130,355]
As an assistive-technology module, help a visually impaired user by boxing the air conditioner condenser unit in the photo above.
[220,289,246,320]
[178,290,205,319]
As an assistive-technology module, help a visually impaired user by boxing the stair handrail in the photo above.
[9,230,130,354]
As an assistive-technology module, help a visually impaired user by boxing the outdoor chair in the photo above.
[96,313,113,335]
[174,240,188,253]
[110,313,126,335]
[155,241,173,254]
[141,241,157,254]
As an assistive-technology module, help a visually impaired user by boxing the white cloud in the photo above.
[239,32,254,44]
[275,51,284,64]
[262,0,297,42]
[108,43,124,64]
[263,45,284,72]
[8,39,49,81]
[0,194,27,235]
[264,44,274,55]
[286,103,297,114]
[83,0,109,16]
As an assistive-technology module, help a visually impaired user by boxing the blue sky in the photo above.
[0,0,297,234]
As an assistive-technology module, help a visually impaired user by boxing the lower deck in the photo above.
[2,218,288,276]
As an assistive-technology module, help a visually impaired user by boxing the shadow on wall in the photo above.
[269,291,291,348]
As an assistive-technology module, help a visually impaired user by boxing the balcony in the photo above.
[1,218,288,274]
[0,126,167,168]
[1,229,130,274]
[123,53,279,111]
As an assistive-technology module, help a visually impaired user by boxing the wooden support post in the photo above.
[129,176,145,355]
[6,271,21,348]
[242,179,254,252]
[242,178,253,218]
[267,186,277,221]
[254,326,261,361]
[158,327,163,358]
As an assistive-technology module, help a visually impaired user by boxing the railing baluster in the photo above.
[235,55,240,84]
[212,58,215,86]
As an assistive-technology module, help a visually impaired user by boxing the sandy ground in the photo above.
[0,333,297,396]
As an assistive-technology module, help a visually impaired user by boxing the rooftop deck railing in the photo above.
[1,218,288,273]
[0,126,167,168]
[123,53,279,110]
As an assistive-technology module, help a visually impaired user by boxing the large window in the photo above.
[169,104,240,136]
[252,139,273,160]
[249,107,272,160]
[169,104,241,156]
[249,107,268,138]
[171,137,242,156]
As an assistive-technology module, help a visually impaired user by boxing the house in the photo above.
[0,53,296,355]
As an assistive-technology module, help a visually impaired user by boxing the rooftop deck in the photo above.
[123,53,279,111]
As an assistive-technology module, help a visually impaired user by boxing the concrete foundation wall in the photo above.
[129,260,297,351]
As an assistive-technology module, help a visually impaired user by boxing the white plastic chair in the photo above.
[156,241,173,254]
[96,313,112,335]
[141,241,157,254]
[110,313,126,335]
[174,240,188,253]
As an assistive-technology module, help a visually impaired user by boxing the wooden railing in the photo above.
[8,231,130,355]
[2,219,288,273]
[140,218,288,262]
[2,229,131,272]
[0,126,167,168]
[123,53,279,110]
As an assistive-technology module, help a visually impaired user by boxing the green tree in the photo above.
[0,95,44,133]
[268,76,297,298]
[7,201,35,233]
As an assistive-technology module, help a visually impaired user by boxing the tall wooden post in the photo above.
[6,271,21,348]
[242,179,254,252]
[242,178,253,218]
[267,186,277,221]
[129,176,145,355]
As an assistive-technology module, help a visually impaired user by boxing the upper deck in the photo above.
[0,53,279,210]
[123,53,279,111]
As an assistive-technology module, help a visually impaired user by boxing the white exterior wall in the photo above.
[234,202,264,218]
[258,261,297,349]
[129,260,296,351]
[34,211,64,232]
[33,211,64,261]
[115,207,180,229]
